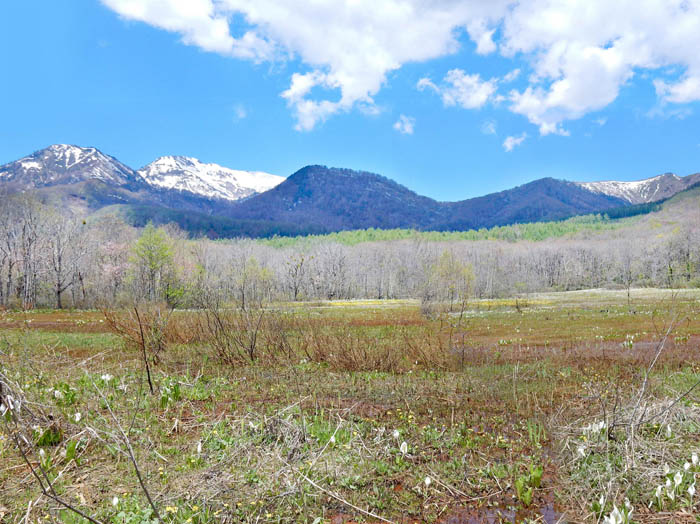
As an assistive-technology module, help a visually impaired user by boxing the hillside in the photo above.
[227,167,627,233]
[2,144,698,238]
[225,165,449,230]
[439,177,626,230]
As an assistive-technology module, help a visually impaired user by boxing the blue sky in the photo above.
[1,0,700,201]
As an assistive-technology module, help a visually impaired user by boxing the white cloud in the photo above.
[101,0,271,59]
[647,104,693,120]
[502,69,521,83]
[233,104,248,120]
[498,1,700,134]
[593,117,607,126]
[280,71,342,131]
[481,120,497,135]
[393,115,415,135]
[505,39,633,135]
[418,70,498,109]
[654,76,700,104]
[102,0,509,130]
[466,19,497,55]
[102,0,700,133]
[503,133,527,152]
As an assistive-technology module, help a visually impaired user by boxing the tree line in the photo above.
[1,193,699,309]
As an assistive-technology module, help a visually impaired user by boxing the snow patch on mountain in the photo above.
[18,160,42,171]
[0,144,138,187]
[576,173,694,204]
[138,156,284,201]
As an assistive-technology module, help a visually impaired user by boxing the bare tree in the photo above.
[46,212,87,308]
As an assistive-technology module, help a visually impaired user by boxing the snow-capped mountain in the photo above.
[576,172,700,204]
[0,145,285,204]
[3,143,700,238]
[0,144,140,188]
[137,156,284,202]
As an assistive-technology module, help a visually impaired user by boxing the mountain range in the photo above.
[1,144,698,237]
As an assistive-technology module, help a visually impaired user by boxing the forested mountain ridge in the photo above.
[2,178,700,310]
[440,177,627,230]
[225,165,450,230]
[0,144,696,237]
[225,167,629,232]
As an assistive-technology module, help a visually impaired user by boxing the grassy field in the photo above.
[1,289,699,523]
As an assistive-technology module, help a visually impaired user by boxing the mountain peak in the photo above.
[576,172,700,204]
[0,144,139,188]
[138,156,284,202]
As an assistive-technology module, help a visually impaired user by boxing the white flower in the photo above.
[73,412,81,423]
[692,453,699,466]
[329,435,335,444]
[399,441,408,455]
[674,471,683,487]
[392,429,400,439]
[39,449,45,458]
[666,478,672,489]
[663,463,671,475]
[689,483,696,498]
[53,390,64,400]
[666,424,672,438]
[684,462,691,471]
[196,441,202,455]
[112,496,119,507]
[424,476,431,487]
[611,506,623,524]
[599,494,605,506]
[624,498,632,512]
[101,374,113,382]
[577,445,586,458]
[603,506,623,524]
[655,485,663,499]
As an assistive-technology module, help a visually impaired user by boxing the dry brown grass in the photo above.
[1,295,699,523]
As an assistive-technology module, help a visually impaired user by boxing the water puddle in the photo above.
[443,504,562,524]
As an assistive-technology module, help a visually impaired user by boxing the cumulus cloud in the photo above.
[280,71,342,131]
[418,70,498,109]
[503,133,527,152]
[654,76,700,104]
[498,1,700,134]
[102,0,508,129]
[102,0,700,132]
[101,0,271,59]
[393,115,415,135]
